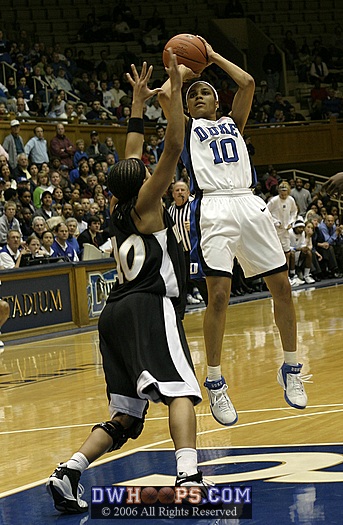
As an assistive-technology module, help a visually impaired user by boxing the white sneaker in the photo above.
[304,275,315,284]
[277,363,310,409]
[187,294,200,305]
[0,340,4,348]
[204,376,238,426]
[289,276,300,287]
[192,288,204,302]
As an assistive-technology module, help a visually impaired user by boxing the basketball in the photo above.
[158,486,175,504]
[141,486,159,504]
[163,34,207,74]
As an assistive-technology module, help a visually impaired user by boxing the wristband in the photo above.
[127,117,144,134]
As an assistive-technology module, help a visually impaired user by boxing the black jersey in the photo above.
[107,207,186,315]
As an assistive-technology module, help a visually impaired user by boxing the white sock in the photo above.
[289,269,295,277]
[283,351,298,366]
[175,448,197,477]
[207,365,222,381]
[66,452,89,473]
[304,267,310,277]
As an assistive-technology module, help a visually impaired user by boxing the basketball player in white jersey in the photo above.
[159,37,309,426]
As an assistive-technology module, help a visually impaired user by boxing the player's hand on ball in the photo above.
[196,35,214,65]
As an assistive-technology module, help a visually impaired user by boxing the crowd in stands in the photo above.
[0,7,342,300]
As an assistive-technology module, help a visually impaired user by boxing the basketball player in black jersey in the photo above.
[47,52,204,515]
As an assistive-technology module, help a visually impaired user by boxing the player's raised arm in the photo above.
[158,64,197,123]
[322,172,343,198]
[136,50,184,210]
[199,37,255,133]
[125,62,161,160]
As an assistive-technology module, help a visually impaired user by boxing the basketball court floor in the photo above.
[1,284,343,524]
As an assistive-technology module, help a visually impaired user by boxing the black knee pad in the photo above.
[92,403,149,452]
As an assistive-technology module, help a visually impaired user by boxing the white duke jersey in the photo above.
[182,116,254,194]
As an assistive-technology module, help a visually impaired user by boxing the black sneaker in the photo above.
[176,471,205,486]
[46,463,88,514]
[176,471,213,504]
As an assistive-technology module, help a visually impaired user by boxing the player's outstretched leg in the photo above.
[47,409,148,513]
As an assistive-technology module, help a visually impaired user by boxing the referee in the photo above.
[168,180,203,304]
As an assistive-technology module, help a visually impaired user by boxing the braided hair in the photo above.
[108,158,146,226]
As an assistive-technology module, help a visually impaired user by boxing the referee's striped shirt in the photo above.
[168,197,193,252]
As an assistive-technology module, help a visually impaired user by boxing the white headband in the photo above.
[185,81,219,102]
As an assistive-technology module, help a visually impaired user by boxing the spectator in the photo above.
[322,87,343,118]
[104,137,119,162]
[77,215,105,256]
[50,123,76,170]
[109,78,127,110]
[265,168,281,194]
[86,131,108,162]
[0,201,23,246]
[73,139,88,168]
[28,93,46,118]
[24,126,50,167]
[51,222,79,261]
[18,187,35,215]
[312,214,340,277]
[282,30,298,70]
[42,63,58,93]
[146,134,159,163]
[269,108,286,127]
[145,95,162,122]
[305,219,323,280]
[47,92,66,118]
[289,219,315,284]
[75,102,88,123]
[65,217,81,256]
[262,43,283,92]
[309,55,329,84]
[81,80,102,106]
[291,178,312,218]
[270,92,292,119]
[19,234,46,266]
[31,215,48,241]
[15,97,30,119]
[40,230,54,256]
[267,181,298,279]
[2,120,25,170]
[81,175,98,201]
[285,105,306,123]
[118,105,131,125]
[55,67,73,93]
[19,206,34,240]
[47,171,62,194]
[34,190,58,220]
[72,202,88,233]
[318,214,343,273]
[99,80,115,111]
[86,100,102,121]
[12,153,31,181]
[52,186,64,207]
[0,229,24,268]
[112,13,133,42]
[33,171,49,208]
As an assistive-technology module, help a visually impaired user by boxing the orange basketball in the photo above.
[141,486,158,504]
[163,34,207,74]
[158,486,175,504]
